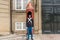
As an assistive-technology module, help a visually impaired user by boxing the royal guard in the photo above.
[26,2,34,40]
[26,2,34,19]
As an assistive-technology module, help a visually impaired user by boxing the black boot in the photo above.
[31,38,33,40]
[26,39,28,40]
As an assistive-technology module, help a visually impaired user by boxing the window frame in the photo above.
[15,22,26,30]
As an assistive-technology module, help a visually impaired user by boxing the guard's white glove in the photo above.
[26,27,27,29]
[32,27,34,29]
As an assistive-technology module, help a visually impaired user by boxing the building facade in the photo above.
[42,0,60,34]
[0,0,41,35]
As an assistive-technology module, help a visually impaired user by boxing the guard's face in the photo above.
[29,15,31,18]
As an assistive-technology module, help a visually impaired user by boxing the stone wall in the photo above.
[0,0,10,35]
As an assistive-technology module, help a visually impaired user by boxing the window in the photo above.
[54,6,60,13]
[15,0,31,10]
[42,0,53,4]
[15,22,26,30]
[42,6,53,13]
[42,0,60,34]
[54,0,60,4]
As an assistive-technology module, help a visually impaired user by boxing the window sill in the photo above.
[12,10,26,13]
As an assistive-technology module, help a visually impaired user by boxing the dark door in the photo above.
[42,0,60,34]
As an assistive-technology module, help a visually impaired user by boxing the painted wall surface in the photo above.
[0,0,10,34]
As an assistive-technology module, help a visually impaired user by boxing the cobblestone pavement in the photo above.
[0,34,40,40]
[39,34,60,40]
[1,34,60,40]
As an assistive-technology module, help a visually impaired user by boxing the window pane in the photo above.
[43,23,52,32]
[57,23,60,32]
[42,0,53,4]
[57,16,60,22]
[54,6,60,13]
[54,16,57,22]
[42,6,53,14]
[15,0,30,10]
[43,14,50,23]
[54,0,60,4]
[23,0,29,9]
[16,0,21,9]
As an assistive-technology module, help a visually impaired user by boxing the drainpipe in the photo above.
[35,0,37,12]
[10,0,14,34]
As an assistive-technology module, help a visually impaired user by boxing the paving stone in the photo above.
[0,34,40,40]
[1,34,60,40]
